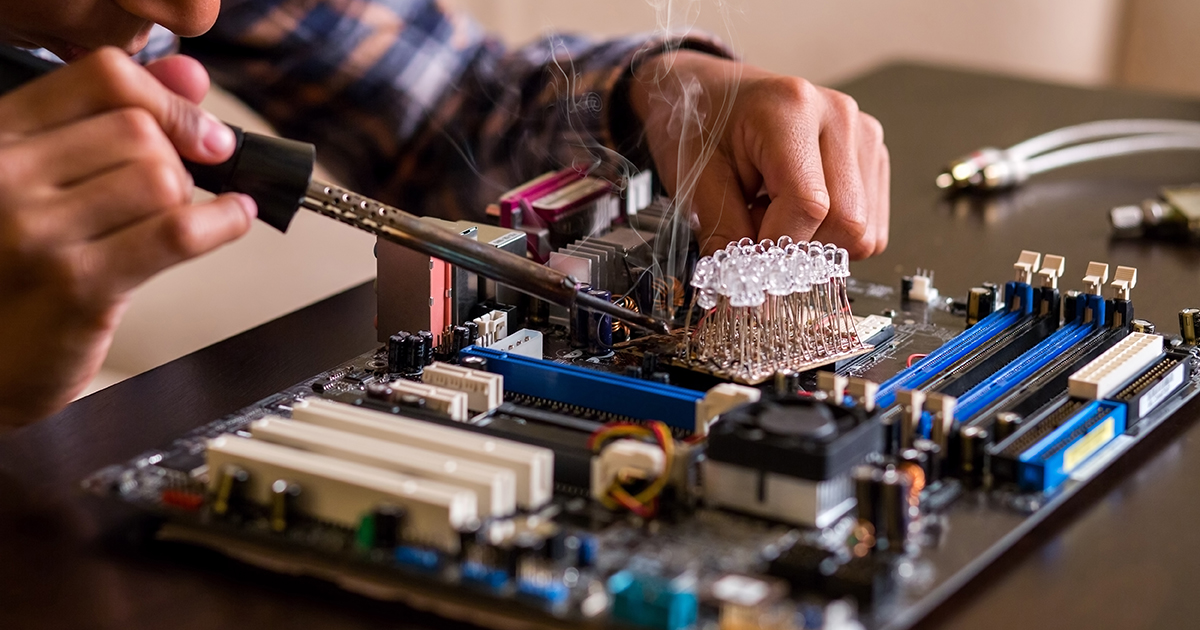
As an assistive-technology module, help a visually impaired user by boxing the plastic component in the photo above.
[422,362,504,412]
[608,571,699,630]
[1068,332,1163,400]
[291,398,553,509]
[460,346,705,431]
[1018,400,1126,492]
[487,328,544,359]
[590,440,667,502]
[694,383,762,434]
[388,380,469,421]
[249,417,516,517]
[188,127,314,232]
[205,435,477,551]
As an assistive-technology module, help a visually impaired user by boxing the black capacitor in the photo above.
[417,330,435,366]
[397,393,427,410]
[463,321,480,346]
[401,334,424,374]
[1181,308,1200,345]
[650,372,671,385]
[1132,319,1155,334]
[461,355,488,372]
[880,469,909,552]
[852,465,881,535]
[1062,290,1082,322]
[913,439,942,484]
[642,352,659,377]
[388,332,410,373]
[373,504,407,549]
[456,522,481,562]
[625,366,644,379]
[366,382,394,400]
[269,480,302,533]
[966,287,994,327]
[1038,287,1061,325]
[900,276,914,301]
[774,370,802,397]
[587,289,613,353]
[880,415,898,456]
[959,426,988,486]
[543,531,570,562]
[993,412,1021,443]
[451,326,471,354]
[900,448,929,483]
[570,284,593,348]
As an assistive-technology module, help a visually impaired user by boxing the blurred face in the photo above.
[0,0,220,61]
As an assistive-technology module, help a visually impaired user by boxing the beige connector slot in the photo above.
[291,398,554,509]
[389,380,469,421]
[422,362,504,412]
[205,435,477,552]
[249,417,516,517]
[694,383,761,435]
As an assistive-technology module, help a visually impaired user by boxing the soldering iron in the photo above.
[0,47,668,335]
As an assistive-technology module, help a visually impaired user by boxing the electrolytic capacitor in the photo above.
[1181,309,1200,345]
[1131,319,1155,334]
[463,320,480,346]
[587,289,613,353]
[880,469,909,552]
[959,426,989,486]
[372,504,407,549]
[393,333,417,374]
[570,284,593,348]
[417,330,435,366]
[852,465,881,534]
[451,326,470,354]
[400,334,424,374]
[993,412,1022,444]
[913,438,942,484]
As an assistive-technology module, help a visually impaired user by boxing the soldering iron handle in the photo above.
[0,45,315,232]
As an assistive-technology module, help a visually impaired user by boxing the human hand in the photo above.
[627,50,889,258]
[0,49,256,426]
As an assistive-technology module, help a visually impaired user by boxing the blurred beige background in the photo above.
[84,0,1200,395]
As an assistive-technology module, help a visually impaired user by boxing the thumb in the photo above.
[144,55,211,104]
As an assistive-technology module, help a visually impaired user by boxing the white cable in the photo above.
[1024,133,1200,176]
[1009,119,1200,160]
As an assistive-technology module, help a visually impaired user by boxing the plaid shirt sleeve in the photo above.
[180,0,730,221]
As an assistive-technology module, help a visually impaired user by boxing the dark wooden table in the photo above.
[2,64,1199,630]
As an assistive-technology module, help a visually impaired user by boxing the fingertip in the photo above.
[232,193,258,224]
[144,55,210,103]
[200,113,236,159]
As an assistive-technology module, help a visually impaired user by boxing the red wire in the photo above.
[907,353,928,368]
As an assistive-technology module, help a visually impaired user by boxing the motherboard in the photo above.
[83,171,1200,630]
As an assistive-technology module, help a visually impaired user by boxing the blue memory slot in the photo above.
[1017,400,1126,493]
[459,346,705,431]
[955,294,1105,421]
[876,282,1032,409]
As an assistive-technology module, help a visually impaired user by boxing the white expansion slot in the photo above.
[1068,332,1164,400]
[205,435,477,552]
[422,362,504,412]
[389,380,469,421]
[249,417,516,517]
[291,398,554,509]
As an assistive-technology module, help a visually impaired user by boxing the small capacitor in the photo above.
[774,370,801,397]
[900,276,914,301]
[372,504,407,549]
[587,289,613,353]
[400,334,424,374]
[1181,309,1200,345]
[624,365,644,379]
[650,372,671,384]
[880,469,909,552]
[463,320,480,346]
[993,412,1022,444]
[269,479,302,533]
[1132,319,1156,334]
[570,284,593,348]
[417,330,435,366]
[852,465,881,535]
[393,333,417,374]
[966,287,994,327]
[461,355,488,372]
[366,382,394,400]
[959,426,989,486]
[880,415,898,456]
[451,326,470,354]
[913,438,942,484]
[642,352,659,376]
